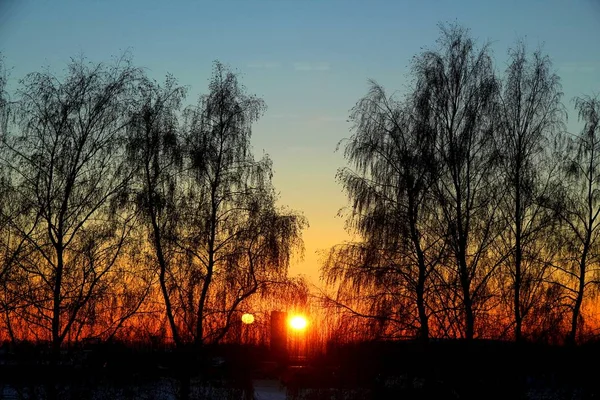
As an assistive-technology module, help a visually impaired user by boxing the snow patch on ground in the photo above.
[253,379,286,400]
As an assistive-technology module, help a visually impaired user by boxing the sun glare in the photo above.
[289,315,308,331]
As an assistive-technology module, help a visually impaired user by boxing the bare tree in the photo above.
[556,95,600,344]
[126,74,188,347]
[0,54,11,289]
[413,24,501,340]
[0,55,29,342]
[1,56,140,354]
[173,61,306,345]
[496,42,565,341]
[323,81,443,342]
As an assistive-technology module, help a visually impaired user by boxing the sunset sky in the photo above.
[1,0,599,283]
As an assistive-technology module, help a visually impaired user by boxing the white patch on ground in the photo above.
[253,379,286,400]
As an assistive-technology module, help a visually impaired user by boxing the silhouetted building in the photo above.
[270,311,288,362]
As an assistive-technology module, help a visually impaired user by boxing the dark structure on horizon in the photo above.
[270,311,288,362]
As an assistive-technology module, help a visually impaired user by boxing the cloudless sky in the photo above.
[1,0,599,284]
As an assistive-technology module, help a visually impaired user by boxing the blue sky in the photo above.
[1,0,599,282]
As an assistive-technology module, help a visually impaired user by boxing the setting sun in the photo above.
[289,315,308,331]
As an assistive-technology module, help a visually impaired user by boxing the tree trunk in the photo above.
[514,159,524,343]
[152,212,181,347]
[568,244,588,345]
[415,243,429,342]
[409,200,429,342]
[514,194,523,343]
[52,245,64,359]
[460,255,474,340]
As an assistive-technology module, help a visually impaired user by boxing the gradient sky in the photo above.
[1,0,599,284]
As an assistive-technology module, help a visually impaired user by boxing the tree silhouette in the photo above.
[495,42,565,341]
[324,81,442,341]
[171,61,305,345]
[0,55,29,342]
[127,74,188,347]
[0,56,140,355]
[556,95,600,345]
[1,25,600,352]
[411,24,501,340]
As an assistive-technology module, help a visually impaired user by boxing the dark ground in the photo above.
[0,339,599,399]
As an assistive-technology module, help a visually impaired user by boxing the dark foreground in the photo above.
[0,339,599,399]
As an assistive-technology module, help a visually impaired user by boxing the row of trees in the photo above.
[0,55,307,354]
[323,24,600,344]
[0,22,598,350]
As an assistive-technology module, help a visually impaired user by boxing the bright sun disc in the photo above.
[289,316,307,331]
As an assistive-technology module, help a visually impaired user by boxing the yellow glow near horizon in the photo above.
[289,315,308,331]
[241,313,255,324]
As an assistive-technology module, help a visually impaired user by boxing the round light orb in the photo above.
[241,313,255,324]
[289,315,308,331]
